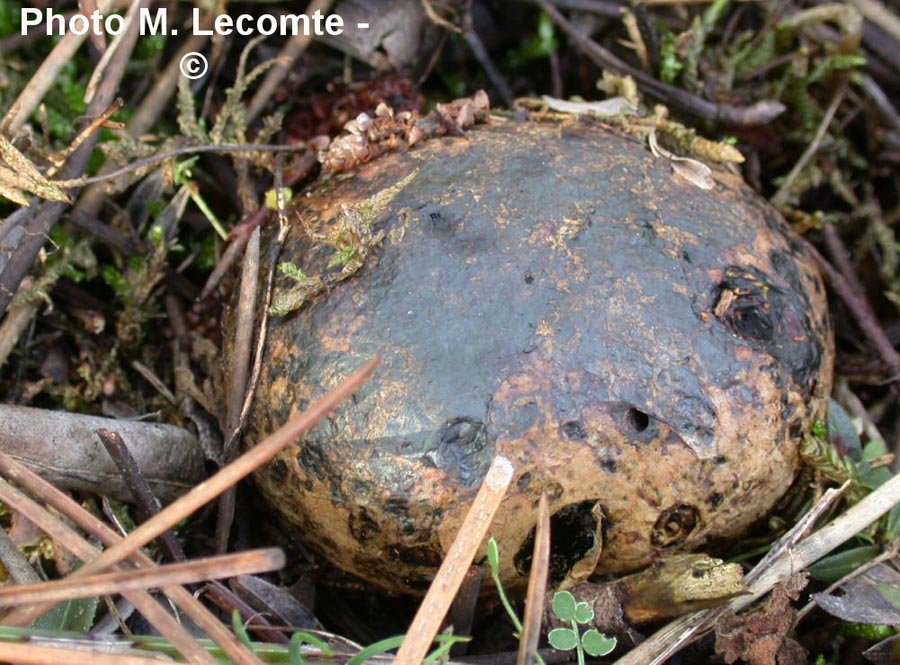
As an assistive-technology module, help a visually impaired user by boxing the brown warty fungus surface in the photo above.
[244,116,833,595]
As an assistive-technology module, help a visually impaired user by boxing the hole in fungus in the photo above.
[651,504,700,548]
[514,500,605,585]
[560,420,588,440]
[628,408,650,433]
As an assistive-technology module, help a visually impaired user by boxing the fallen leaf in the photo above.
[648,130,715,190]
[863,634,900,664]
[715,573,809,665]
[813,563,900,625]
[541,95,638,117]
[0,135,70,204]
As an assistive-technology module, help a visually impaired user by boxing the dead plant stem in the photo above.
[0,450,271,665]
[0,478,217,665]
[395,456,515,665]
[0,357,378,626]
[771,86,846,208]
[618,472,900,664]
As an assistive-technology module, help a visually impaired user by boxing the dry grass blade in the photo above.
[216,225,261,553]
[2,20,97,134]
[2,355,379,628]
[0,478,217,665]
[0,136,69,204]
[0,278,39,370]
[394,455,515,665]
[247,0,334,120]
[0,643,183,665]
[0,548,285,607]
[616,473,900,664]
[0,450,261,665]
[517,493,550,665]
[0,179,31,206]
[771,86,846,207]
[227,225,261,433]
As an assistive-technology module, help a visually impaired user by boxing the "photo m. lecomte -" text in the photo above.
[20,8,367,38]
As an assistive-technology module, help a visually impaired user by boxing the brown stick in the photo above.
[0,643,182,665]
[0,479,217,665]
[0,404,204,503]
[518,494,551,665]
[394,455,515,665]
[771,86,846,207]
[804,238,900,393]
[96,428,185,562]
[535,0,786,126]
[54,143,309,190]
[0,549,284,607]
[1,355,379,627]
[0,0,152,318]
[822,223,867,299]
[216,226,261,553]
[0,451,261,665]
[247,0,335,121]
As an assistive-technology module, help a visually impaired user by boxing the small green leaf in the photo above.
[33,597,98,632]
[860,466,892,490]
[289,632,307,665]
[809,545,880,582]
[231,610,254,648]
[288,630,334,663]
[487,537,500,572]
[346,635,405,665]
[279,262,309,281]
[548,627,579,651]
[811,419,827,439]
[423,634,471,663]
[884,503,900,540]
[327,247,356,269]
[573,601,594,624]
[551,590,577,622]
[863,439,888,462]
[581,629,617,657]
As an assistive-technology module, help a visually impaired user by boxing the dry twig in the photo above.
[771,86,847,207]
[395,456,515,665]
[616,472,900,664]
[248,0,335,121]
[96,428,185,562]
[0,478,218,664]
[517,494,551,665]
[1,356,379,627]
[0,405,204,503]
[534,0,786,126]
[0,549,285,607]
